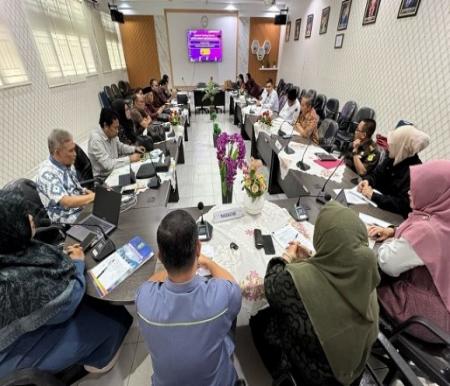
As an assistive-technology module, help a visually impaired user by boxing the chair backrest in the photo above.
[118,80,128,96]
[197,82,207,89]
[177,93,189,105]
[98,91,111,108]
[214,90,226,106]
[277,78,285,94]
[111,83,122,99]
[278,94,288,111]
[318,119,339,144]
[193,90,205,107]
[74,145,94,189]
[324,98,339,120]
[0,368,65,386]
[305,89,317,104]
[3,178,50,227]
[293,86,300,99]
[314,94,327,115]
[339,100,358,123]
[353,107,375,123]
[104,85,115,102]
[299,89,306,99]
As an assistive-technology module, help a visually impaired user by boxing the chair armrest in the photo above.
[390,316,450,345]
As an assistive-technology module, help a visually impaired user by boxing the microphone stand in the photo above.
[316,156,345,205]
[296,136,312,171]
[197,202,213,241]
[277,120,295,155]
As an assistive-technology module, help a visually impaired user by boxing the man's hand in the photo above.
[66,244,85,261]
[198,254,211,268]
[135,146,146,154]
[130,153,141,162]
[361,185,374,199]
[368,226,395,241]
[357,180,369,193]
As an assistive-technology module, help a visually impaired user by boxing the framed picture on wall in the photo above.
[294,18,301,41]
[285,21,291,42]
[305,14,314,38]
[334,33,344,49]
[320,7,330,34]
[337,0,352,31]
[363,0,381,25]
[398,0,421,18]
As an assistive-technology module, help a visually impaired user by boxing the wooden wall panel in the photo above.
[119,16,161,88]
[248,17,280,86]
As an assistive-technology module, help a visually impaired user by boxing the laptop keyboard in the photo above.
[82,217,111,233]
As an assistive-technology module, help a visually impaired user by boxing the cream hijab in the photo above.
[387,125,430,166]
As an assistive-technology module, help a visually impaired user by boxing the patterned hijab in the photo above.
[0,190,76,350]
[287,202,380,385]
[396,160,450,312]
[387,125,429,166]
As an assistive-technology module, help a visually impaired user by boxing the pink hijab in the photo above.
[395,160,450,312]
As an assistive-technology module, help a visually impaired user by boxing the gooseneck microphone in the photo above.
[197,202,213,241]
[291,192,331,221]
[277,120,295,155]
[296,136,312,171]
[316,156,345,205]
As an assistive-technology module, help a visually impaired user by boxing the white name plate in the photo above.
[213,207,244,223]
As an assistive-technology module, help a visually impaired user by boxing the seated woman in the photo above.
[368,160,450,341]
[0,190,132,378]
[358,125,429,218]
[251,202,380,386]
[111,98,135,145]
[245,73,262,99]
[237,74,245,93]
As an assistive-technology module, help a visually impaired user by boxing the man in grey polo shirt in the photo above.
[88,108,145,180]
[136,210,242,386]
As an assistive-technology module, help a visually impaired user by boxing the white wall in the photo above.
[166,12,238,87]
[278,0,450,161]
[0,0,127,186]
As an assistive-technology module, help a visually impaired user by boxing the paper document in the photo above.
[197,244,215,277]
[333,187,380,207]
[359,213,391,228]
[89,236,154,297]
[272,224,315,254]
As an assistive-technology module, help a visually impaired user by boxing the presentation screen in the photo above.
[187,29,223,63]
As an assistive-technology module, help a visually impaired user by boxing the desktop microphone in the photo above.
[290,192,331,221]
[58,222,116,262]
[146,151,161,189]
[197,202,213,241]
[316,156,345,205]
[297,136,312,171]
[277,120,295,155]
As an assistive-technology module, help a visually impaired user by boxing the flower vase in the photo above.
[221,183,233,204]
[243,194,265,215]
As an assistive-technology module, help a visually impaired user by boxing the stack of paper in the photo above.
[272,224,315,254]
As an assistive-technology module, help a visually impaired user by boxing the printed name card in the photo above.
[213,207,244,223]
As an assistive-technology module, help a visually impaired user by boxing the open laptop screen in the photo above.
[93,186,122,226]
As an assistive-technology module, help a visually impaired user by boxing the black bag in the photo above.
[148,124,166,143]
[136,135,154,151]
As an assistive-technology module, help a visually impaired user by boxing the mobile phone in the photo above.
[263,235,275,255]
[254,228,264,249]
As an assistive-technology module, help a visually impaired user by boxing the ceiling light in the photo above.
[225,4,237,10]
[268,5,280,12]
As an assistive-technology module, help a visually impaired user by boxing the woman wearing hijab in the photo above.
[357,125,430,218]
[0,190,132,378]
[111,98,135,145]
[368,160,450,341]
[250,202,380,386]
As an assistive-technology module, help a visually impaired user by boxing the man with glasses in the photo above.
[346,118,380,176]
[257,79,279,113]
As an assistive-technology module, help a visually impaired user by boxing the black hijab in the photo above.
[112,99,135,144]
[0,190,77,350]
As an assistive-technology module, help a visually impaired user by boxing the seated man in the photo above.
[144,91,167,121]
[279,88,301,125]
[295,96,319,144]
[150,78,165,108]
[132,93,153,121]
[88,108,145,180]
[36,129,95,224]
[258,79,279,113]
[136,210,242,386]
[345,118,380,176]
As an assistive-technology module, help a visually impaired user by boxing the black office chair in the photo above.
[110,83,122,100]
[193,89,207,114]
[213,90,226,113]
[197,82,207,89]
[74,145,98,190]
[299,89,306,100]
[305,89,317,104]
[278,94,288,111]
[118,80,128,97]
[104,85,115,103]
[323,98,339,120]
[318,119,339,152]
[98,91,111,108]
[177,94,189,105]
[277,78,285,95]
[314,94,327,120]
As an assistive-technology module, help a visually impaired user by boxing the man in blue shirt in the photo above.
[136,210,242,386]
[36,129,95,224]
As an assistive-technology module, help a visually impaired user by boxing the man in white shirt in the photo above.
[278,88,300,125]
[258,79,279,113]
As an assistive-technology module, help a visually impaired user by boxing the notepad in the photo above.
[359,213,391,228]
[272,224,315,254]
[197,244,215,277]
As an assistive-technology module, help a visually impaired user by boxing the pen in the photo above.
[96,258,115,280]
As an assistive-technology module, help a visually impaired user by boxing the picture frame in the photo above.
[397,0,421,18]
[305,14,314,38]
[285,21,291,42]
[337,0,352,31]
[363,0,381,25]
[334,33,344,49]
[294,18,301,41]
[320,7,330,35]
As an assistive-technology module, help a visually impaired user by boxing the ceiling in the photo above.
[112,0,291,17]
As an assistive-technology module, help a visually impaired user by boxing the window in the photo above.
[0,23,30,88]
[25,0,97,86]
[100,12,126,71]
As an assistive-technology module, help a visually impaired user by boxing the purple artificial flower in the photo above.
[216,132,246,189]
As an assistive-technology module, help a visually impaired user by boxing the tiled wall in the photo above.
[238,17,250,77]
[0,0,127,186]
[278,0,450,160]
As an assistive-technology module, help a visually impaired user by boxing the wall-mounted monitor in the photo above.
[187,29,222,63]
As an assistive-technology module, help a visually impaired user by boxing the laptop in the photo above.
[67,186,122,242]
[334,189,349,207]
[316,153,337,162]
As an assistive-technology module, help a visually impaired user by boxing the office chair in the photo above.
[314,94,327,120]
[318,119,339,152]
[197,82,207,89]
[305,89,317,104]
[277,78,285,95]
[324,98,339,120]
[335,106,375,152]
[213,90,226,113]
[118,80,130,97]
[98,91,111,108]
[104,85,115,103]
[74,144,99,190]
[110,83,122,99]
[193,89,207,114]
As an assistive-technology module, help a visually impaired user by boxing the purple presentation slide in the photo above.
[187,29,223,63]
